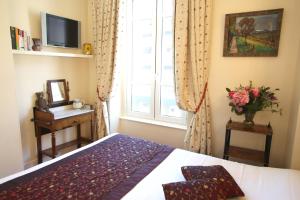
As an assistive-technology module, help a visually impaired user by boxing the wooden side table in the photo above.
[223,119,273,166]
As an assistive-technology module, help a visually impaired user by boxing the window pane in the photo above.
[162,0,174,17]
[161,17,174,86]
[132,19,154,84]
[133,0,155,19]
[160,86,185,118]
[131,84,152,113]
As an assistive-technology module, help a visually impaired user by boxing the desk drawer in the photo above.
[53,113,93,130]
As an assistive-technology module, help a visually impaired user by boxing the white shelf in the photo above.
[12,49,93,58]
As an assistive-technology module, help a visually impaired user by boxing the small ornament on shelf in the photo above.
[32,38,42,51]
[82,43,92,55]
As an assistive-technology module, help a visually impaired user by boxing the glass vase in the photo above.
[244,111,256,127]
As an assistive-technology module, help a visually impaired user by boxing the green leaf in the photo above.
[226,88,231,92]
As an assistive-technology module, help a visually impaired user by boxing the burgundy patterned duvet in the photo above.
[0,134,174,200]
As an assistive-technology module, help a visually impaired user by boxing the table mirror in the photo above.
[47,79,70,107]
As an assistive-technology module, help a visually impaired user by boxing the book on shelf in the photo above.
[10,26,31,51]
[10,26,16,49]
[19,29,24,50]
[15,27,19,49]
[27,35,31,50]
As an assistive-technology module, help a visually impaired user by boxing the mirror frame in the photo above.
[47,79,70,107]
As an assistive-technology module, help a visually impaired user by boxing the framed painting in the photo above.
[223,9,283,57]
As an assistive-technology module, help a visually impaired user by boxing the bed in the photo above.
[1,133,300,200]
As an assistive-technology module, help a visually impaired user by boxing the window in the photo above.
[124,0,186,125]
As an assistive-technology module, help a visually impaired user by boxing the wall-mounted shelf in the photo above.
[12,50,93,58]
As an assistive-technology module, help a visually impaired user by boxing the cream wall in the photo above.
[119,119,186,148]
[118,0,300,167]
[209,0,300,167]
[286,39,300,170]
[8,0,91,168]
[0,0,24,178]
[288,107,300,169]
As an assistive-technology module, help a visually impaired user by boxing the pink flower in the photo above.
[229,91,235,98]
[231,90,249,106]
[251,87,260,97]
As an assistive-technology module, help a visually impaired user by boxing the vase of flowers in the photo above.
[226,81,280,127]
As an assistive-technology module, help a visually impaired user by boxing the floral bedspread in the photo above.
[0,134,174,200]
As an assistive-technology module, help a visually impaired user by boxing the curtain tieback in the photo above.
[97,87,106,102]
[194,82,208,114]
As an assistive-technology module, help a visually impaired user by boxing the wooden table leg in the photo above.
[223,129,231,160]
[90,118,94,142]
[36,127,42,164]
[51,132,56,158]
[264,135,272,167]
[77,124,81,148]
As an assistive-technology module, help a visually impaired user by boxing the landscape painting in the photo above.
[223,9,283,57]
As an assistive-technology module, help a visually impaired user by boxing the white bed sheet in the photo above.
[1,133,300,200]
[123,149,300,200]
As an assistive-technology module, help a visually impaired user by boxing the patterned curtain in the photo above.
[174,0,212,154]
[91,0,120,138]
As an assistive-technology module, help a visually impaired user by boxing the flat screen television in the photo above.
[41,12,81,48]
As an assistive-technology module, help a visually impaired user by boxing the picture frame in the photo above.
[223,9,283,57]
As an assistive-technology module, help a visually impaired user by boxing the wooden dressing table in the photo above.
[33,79,95,163]
[33,106,94,163]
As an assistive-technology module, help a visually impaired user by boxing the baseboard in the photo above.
[24,158,38,169]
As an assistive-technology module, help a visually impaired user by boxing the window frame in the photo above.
[124,0,186,125]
